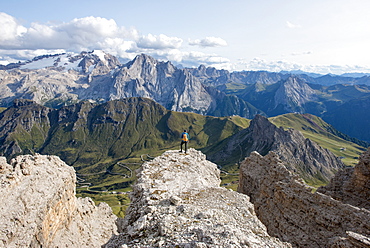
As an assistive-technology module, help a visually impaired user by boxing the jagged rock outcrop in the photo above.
[104,149,291,247]
[238,151,370,248]
[208,114,345,183]
[317,147,370,210]
[110,54,212,114]
[0,154,117,247]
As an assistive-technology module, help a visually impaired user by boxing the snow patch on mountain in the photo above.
[93,50,107,64]
[19,53,83,71]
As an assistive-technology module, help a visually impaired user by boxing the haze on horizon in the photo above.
[1,0,369,75]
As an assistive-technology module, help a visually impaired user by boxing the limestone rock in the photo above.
[318,147,370,210]
[238,151,370,248]
[104,149,291,247]
[0,154,117,247]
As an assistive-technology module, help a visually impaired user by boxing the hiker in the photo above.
[180,130,189,153]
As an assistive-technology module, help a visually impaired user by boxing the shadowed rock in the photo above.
[238,151,370,247]
[318,147,370,210]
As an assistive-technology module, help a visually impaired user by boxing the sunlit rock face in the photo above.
[104,149,291,248]
[0,154,117,247]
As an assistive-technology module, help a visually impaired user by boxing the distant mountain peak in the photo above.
[207,114,345,183]
[127,53,158,68]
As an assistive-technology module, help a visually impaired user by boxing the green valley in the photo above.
[0,97,367,216]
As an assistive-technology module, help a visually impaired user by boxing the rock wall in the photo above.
[238,151,370,248]
[104,149,291,248]
[0,154,117,247]
[317,147,370,210]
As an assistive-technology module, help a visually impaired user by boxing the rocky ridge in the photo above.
[0,154,117,247]
[238,151,370,247]
[1,145,369,247]
[104,149,291,247]
[207,114,345,183]
[318,147,370,210]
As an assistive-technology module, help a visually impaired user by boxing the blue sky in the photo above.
[1,0,370,74]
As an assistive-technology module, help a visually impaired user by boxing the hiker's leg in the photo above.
[185,141,188,153]
[180,141,183,152]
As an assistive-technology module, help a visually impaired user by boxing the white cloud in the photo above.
[137,34,183,50]
[189,37,227,47]
[180,51,231,69]
[235,57,370,75]
[3,12,368,75]
[0,12,232,69]
[0,12,27,45]
[286,21,301,29]
[0,13,182,57]
[143,49,231,70]
[0,14,125,50]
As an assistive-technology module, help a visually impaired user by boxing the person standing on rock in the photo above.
[180,130,189,153]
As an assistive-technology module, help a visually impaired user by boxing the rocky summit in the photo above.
[104,148,291,248]
[0,154,117,247]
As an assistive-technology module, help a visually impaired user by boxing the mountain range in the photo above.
[0,51,369,142]
[0,98,250,170]
[0,97,366,187]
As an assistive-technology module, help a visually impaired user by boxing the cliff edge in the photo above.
[104,148,291,247]
[0,154,117,247]
[238,151,370,247]
[318,147,370,210]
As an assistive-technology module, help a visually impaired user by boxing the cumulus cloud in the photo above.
[0,12,183,60]
[143,49,231,70]
[137,34,183,50]
[179,51,231,69]
[0,12,27,45]
[189,37,227,47]
[0,12,233,70]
